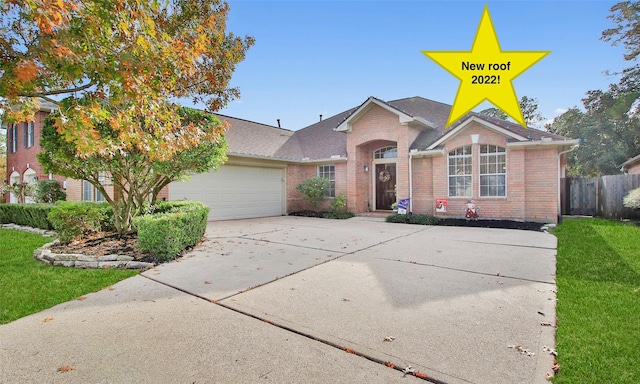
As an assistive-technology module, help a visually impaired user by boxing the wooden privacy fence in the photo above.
[562,174,640,220]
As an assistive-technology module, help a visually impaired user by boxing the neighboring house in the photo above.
[5,96,579,223]
[2,100,116,204]
[621,154,640,174]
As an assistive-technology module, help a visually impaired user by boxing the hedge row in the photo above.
[133,201,209,260]
[385,214,440,225]
[0,204,54,230]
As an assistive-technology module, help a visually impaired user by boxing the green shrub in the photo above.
[133,201,209,260]
[296,177,331,212]
[48,201,112,242]
[0,204,54,229]
[385,214,439,225]
[623,188,640,210]
[325,211,355,219]
[35,180,66,203]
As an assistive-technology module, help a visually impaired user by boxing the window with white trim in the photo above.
[374,146,397,159]
[82,172,106,202]
[28,122,35,147]
[10,124,18,153]
[318,164,335,198]
[448,146,472,197]
[479,145,506,197]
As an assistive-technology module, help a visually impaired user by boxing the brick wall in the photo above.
[285,162,347,212]
[408,122,560,223]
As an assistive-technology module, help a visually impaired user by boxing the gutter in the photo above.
[557,139,582,223]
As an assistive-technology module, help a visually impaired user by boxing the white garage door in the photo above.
[169,165,285,220]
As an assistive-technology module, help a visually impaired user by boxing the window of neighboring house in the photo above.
[318,164,335,198]
[448,145,472,197]
[28,122,35,147]
[10,124,18,153]
[82,172,106,202]
[479,145,506,197]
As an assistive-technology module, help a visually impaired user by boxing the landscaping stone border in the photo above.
[3,223,152,270]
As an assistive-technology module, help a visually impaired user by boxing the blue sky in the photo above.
[210,0,626,130]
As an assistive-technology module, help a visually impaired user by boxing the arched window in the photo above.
[479,145,506,197]
[448,146,472,197]
[374,146,397,159]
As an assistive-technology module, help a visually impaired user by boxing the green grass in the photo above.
[553,218,640,384]
[0,228,138,325]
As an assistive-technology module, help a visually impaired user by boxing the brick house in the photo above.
[5,96,579,223]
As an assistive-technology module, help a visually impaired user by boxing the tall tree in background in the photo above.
[479,96,545,127]
[0,0,253,232]
[547,1,640,176]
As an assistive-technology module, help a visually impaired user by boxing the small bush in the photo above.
[623,188,640,210]
[133,201,209,260]
[296,177,330,212]
[0,204,54,229]
[325,211,355,219]
[35,180,66,203]
[386,214,439,225]
[48,201,112,242]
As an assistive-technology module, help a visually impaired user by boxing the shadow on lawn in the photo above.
[559,221,640,287]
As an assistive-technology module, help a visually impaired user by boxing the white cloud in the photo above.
[553,107,568,116]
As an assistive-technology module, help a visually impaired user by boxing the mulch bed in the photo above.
[47,232,169,265]
[289,211,546,231]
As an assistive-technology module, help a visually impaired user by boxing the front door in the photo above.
[375,163,396,210]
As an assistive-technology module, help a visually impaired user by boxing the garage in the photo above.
[169,164,286,221]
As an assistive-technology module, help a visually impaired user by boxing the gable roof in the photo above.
[219,96,575,162]
[622,153,640,172]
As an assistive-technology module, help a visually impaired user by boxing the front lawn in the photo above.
[554,218,640,383]
[0,228,138,325]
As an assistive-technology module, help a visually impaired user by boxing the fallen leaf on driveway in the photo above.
[543,346,558,356]
[402,365,415,376]
[77,297,86,301]
[204,281,211,285]
[508,344,535,356]
[57,365,73,372]
[383,336,395,342]
[44,316,54,323]
[540,322,554,327]
[107,287,115,291]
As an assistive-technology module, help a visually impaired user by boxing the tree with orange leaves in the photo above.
[1,0,253,232]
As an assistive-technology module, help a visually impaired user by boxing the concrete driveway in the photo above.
[0,216,558,383]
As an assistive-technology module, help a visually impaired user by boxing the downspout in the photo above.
[409,151,413,213]
[557,140,582,223]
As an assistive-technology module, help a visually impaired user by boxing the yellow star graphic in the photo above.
[422,5,550,128]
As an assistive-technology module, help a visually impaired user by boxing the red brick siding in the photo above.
[286,162,346,212]
[408,122,560,223]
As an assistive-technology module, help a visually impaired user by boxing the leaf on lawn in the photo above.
[57,365,73,372]
[508,344,535,356]
[383,336,395,342]
[77,296,87,301]
[552,359,560,373]
[44,316,54,323]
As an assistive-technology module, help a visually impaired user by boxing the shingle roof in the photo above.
[214,114,294,159]
[222,96,573,162]
[274,108,353,160]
